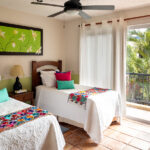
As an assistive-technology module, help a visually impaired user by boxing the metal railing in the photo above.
[126,73,150,106]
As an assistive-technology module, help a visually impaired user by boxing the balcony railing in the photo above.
[126,73,150,106]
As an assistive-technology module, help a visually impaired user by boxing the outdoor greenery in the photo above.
[127,28,150,74]
[127,28,150,105]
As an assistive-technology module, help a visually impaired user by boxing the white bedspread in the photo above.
[0,98,65,150]
[36,84,122,144]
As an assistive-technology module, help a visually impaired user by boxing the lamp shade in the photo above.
[10,65,24,77]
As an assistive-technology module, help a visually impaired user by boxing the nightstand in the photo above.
[9,91,34,105]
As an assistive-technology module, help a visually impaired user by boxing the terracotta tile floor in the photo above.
[62,118,150,150]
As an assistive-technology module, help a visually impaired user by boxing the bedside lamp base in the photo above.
[13,76,22,92]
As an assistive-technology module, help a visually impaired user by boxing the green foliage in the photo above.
[127,28,150,105]
[127,28,150,74]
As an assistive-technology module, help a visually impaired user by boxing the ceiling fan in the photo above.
[31,0,115,19]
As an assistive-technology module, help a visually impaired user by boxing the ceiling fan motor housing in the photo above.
[64,0,82,12]
[37,0,43,2]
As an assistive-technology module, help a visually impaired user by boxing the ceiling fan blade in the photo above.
[82,5,115,10]
[48,10,65,17]
[31,2,64,8]
[79,11,91,20]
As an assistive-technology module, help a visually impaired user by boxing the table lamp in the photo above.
[10,65,24,92]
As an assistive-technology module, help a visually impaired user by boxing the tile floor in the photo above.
[62,118,150,150]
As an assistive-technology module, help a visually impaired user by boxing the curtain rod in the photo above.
[78,15,150,27]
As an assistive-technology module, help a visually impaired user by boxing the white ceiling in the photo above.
[0,0,150,21]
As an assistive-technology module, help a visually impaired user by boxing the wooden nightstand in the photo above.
[9,91,34,105]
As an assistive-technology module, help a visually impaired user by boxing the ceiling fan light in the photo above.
[66,10,79,15]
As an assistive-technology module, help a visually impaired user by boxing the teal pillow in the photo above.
[0,88,9,103]
[57,80,75,90]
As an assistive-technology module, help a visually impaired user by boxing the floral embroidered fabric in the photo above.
[68,87,110,105]
[0,106,49,133]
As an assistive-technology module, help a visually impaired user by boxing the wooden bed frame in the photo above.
[32,60,62,94]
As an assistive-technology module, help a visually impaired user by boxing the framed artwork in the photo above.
[0,22,43,55]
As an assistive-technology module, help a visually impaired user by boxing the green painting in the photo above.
[0,22,43,55]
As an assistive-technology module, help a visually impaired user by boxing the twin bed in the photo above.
[0,60,121,150]
[33,60,122,144]
[0,98,65,150]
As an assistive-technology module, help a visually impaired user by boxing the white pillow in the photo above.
[40,71,56,87]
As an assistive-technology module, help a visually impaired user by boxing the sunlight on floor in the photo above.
[63,118,150,150]
[126,106,150,123]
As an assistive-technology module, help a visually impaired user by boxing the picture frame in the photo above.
[0,22,43,55]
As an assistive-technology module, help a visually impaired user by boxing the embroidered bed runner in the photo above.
[0,106,50,133]
[68,87,110,105]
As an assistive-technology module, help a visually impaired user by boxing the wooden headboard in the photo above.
[32,60,62,93]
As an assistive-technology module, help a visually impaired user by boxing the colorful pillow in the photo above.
[55,71,71,87]
[57,80,75,90]
[0,88,9,103]
[56,71,65,73]
[40,71,56,87]
[55,71,71,80]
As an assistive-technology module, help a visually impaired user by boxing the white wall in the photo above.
[64,20,80,74]
[0,6,65,79]
[64,5,150,74]
[1,5,150,78]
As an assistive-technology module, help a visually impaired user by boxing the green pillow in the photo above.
[0,88,9,103]
[57,80,75,90]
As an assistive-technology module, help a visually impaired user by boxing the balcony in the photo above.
[126,73,150,106]
[126,73,150,123]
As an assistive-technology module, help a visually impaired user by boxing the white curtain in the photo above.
[79,19,127,114]
[80,22,113,89]
[112,19,127,115]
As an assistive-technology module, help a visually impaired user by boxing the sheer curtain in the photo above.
[80,22,113,89]
[79,19,127,114]
[112,19,127,114]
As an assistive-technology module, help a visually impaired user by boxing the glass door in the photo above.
[126,24,150,123]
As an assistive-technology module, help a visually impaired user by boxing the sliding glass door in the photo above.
[126,24,150,123]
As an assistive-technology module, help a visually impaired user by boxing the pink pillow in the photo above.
[55,71,71,88]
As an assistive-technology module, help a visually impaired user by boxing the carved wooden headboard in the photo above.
[32,60,62,93]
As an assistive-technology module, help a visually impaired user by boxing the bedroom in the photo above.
[0,0,150,150]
